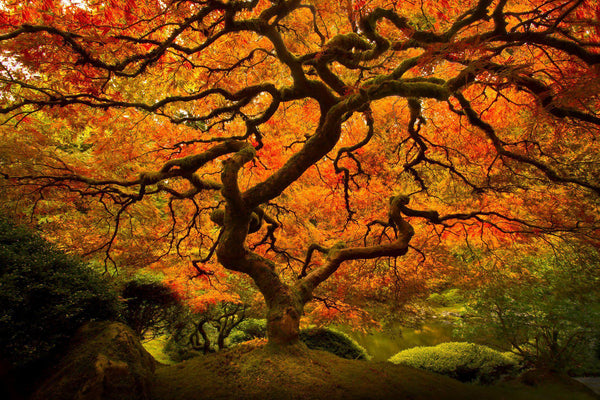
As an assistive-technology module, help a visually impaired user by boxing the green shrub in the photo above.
[229,318,267,344]
[388,342,519,383]
[228,318,267,345]
[0,218,121,369]
[565,337,600,376]
[163,302,249,360]
[300,327,371,360]
[163,311,215,362]
[457,244,600,373]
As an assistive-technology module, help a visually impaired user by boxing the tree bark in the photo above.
[265,288,304,347]
[246,258,305,347]
[190,319,211,354]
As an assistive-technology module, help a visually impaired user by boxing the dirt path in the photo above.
[574,377,600,395]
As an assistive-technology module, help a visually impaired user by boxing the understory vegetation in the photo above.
[388,342,520,383]
[150,340,599,400]
[456,245,600,375]
[165,318,371,362]
[0,217,121,369]
[0,218,599,400]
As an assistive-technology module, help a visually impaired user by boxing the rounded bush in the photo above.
[228,318,267,345]
[388,342,519,383]
[300,327,371,360]
[0,218,121,369]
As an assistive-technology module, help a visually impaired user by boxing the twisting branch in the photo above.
[402,98,428,189]
[297,195,415,302]
[298,244,331,279]
[454,92,600,195]
[333,108,375,219]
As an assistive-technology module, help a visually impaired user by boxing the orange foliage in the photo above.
[0,0,598,326]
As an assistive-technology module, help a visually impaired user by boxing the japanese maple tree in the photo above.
[0,0,599,347]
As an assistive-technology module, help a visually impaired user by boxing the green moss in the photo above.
[230,322,370,360]
[152,342,481,400]
[142,334,178,365]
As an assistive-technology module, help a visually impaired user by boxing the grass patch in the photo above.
[143,335,177,365]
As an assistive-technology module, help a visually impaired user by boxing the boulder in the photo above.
[31,321,155,400]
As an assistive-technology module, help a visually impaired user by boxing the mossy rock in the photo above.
[31,321,156,400]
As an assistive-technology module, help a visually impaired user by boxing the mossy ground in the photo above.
[150,340,599,400]
[143,334,177,365]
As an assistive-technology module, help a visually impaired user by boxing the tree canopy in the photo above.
[0,0,599,346]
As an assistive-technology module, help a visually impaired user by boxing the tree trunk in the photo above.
[190,319,211,354]
[266,295,303,347]
[217,324,226,351]
[235,254,307,349]
[216,207,307,349]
